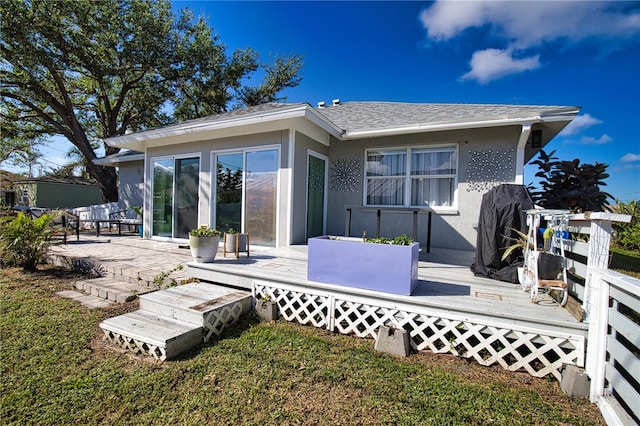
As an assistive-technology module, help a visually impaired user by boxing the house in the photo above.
[93,149,145,215]
[1,169,23,207]
[103,101,579,251]
[12,175,104,209]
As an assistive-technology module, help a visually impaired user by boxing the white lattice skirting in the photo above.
[254,282,585,381]
[102,330,168,361]
[101,301,247,361]
[203,301,246,342]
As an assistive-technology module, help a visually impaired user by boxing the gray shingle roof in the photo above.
[116,103,307,139]
[104,100,579,150]
[315,102,579,133]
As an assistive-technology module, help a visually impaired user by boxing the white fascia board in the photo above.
[341,111,580,140]
[303,107,344,139]
[93,153,145,166]
[106,105,319,149]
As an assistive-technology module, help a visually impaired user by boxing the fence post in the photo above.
[583,218,612,402]
[582,218,613,321]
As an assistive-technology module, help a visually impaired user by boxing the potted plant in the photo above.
[223,228,249,258]
[255,294,278,321]
[188,225,221,263]
[501,228,533,284]
[307,233,419,296]
[502,228,563,282]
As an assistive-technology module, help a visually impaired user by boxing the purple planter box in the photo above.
[307,236,419,296]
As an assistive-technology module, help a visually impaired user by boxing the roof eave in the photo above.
[93,153,145,166]
[340,110,580,140]
[105,104,342,150]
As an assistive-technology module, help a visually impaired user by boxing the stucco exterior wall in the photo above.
[117,161,144,215]
[325,125,523,250]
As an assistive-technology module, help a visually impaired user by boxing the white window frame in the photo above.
[363,144,458,212]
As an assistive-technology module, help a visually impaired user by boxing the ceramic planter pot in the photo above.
[189,235,220,263]
[307,236,419,296]
[224,233,248,255]
[537,252,563,280]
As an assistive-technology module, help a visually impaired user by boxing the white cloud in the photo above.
[580,134,613,145]
[420,1,640,82]
[560,113,603,136]
[419,1,487,41]
[612,163,640,172]
[621,153,640,163]
[420,1,640,47]
[460,48,541,83]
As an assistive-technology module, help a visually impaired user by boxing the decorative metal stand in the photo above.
[523,210,569,306]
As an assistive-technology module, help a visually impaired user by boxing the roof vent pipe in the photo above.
[317,101,325,108]
[332,99,340,106]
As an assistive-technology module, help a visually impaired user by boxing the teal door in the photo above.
[307,153,327,239]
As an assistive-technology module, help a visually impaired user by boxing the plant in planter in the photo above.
[223,228,249,258]
[255,293,278,321]
[503,227,564,284]
[188,226,221,263]
[501,228,533,261]
[308,233,419,295]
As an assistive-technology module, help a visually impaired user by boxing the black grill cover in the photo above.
[470,184,534,283]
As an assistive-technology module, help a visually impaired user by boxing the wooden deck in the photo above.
[189,245,587,380]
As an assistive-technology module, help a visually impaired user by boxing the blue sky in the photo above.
[176,0,640,202]
[10,1,640,202]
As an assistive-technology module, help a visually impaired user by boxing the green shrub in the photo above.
[189,225,220,237]
[528,149,613,212]
[612,200,640,251]
[365,234,414,245]
[0,212,62,271]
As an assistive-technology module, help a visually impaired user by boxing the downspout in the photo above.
[515,124,532,184]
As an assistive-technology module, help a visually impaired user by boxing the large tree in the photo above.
[1,0,303,201]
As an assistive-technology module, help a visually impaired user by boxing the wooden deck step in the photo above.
[75,277,154,303]
[139,283,251,326]
[100,283,252,360]
[100,311,202,360]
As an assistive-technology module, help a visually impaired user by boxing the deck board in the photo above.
[188,245,587,335]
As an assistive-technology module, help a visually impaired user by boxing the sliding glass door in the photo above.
[214,148,279,247]
[152,156,199,239]
[245,149,278,246]
[215,153,243,233]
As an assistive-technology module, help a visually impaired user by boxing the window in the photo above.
[365,146,457,208]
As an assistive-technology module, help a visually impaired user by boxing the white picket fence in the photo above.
[587,269,639,425]
[555,212,638,425]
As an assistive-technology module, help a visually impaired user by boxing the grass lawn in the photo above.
[610,246,640,279]
[1,266,604,425]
